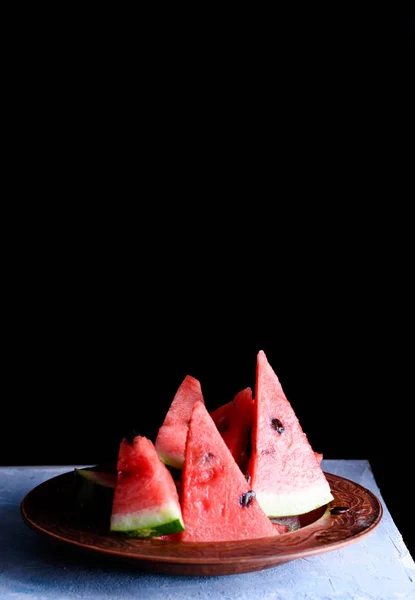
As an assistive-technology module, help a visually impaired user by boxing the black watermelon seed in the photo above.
[202,452,215,463]
[245,473,251,485]
[239,490,256,507]
[271,418,285,434]
[330,506,349,514]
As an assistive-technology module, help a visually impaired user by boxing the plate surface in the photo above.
[21,470,382,576]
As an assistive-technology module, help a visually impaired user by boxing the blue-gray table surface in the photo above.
[1,460,414,600]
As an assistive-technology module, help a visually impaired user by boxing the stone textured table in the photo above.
[1,460,414,599]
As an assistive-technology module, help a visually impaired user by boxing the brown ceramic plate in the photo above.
[21,469,382,576]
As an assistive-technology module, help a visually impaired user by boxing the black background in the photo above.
[2,13,413,556]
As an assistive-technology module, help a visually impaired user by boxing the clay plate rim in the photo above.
[21,470,383,576]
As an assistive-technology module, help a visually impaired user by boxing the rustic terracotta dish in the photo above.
[21,470,382,576]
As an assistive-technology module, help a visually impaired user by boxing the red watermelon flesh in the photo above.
[110,435,184,537]
[210,386,254,473]
[160,521,289,539]
[155,375,205,469]
[246,350,334,517]
[178,401,279,543]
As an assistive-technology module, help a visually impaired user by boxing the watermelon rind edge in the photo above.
[256,483,334,518]
[74,468,117,489]
[156,450,184,471]
[110,502,185,538]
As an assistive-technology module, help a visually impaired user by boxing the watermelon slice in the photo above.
[110,435,185,537]
[74,467,116,523]
[75,468,117,488]
[178,401,280,542]
[155,375,204,469]
[210,386,254,473]
[211,389,323,475]
[270,515,301,532]
[246,350,334,517]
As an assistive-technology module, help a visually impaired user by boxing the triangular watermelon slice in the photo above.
[178,401,279,542]
[75,468,117,488]
[110,435,185,537]
[246,350,334,517]
[155,375,205,469]
[210,386,254,474]
[211,388,323,475]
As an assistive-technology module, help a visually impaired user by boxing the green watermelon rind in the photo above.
[75,468,117,489]
[156,450,184,470]
[110,502,185,538]
[121,519,184,538]
[256,483,334,518]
